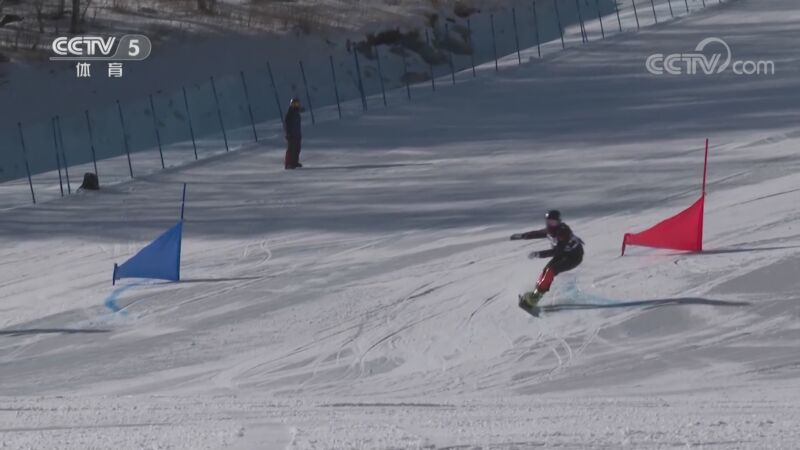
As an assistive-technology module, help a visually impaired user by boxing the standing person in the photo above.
[284,97,303,169]
[510,210,584,311]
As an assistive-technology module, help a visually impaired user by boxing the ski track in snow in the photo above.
[2,0,800,448]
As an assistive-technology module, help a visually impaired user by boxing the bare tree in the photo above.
[70,0,80,33]
[56,0,67,19]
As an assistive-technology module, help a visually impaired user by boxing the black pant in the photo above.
[285,138,301,168]
[546,247,583,275]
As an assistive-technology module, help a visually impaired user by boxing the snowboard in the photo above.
[518,295,541,317]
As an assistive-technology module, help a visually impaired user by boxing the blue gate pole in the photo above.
[266,61,284,125]
[298,61,316,124]
[17,122,36,204]
[182,87,199,160]
[50,117,64,197]
[511,8,522,64]
[615,0,623,31]
[240,71,259,141]
[55,115,71,194]
[425,29,436,90]
[595,0,605,39]
[490,14,499,71]
[210,76,230,152]
[148,94,166,167]
[353,50,368,111]
[329,56,343,118]
[575,0,588,43]
[632,0,641,30]
[84,110,99,176]
[401,48,412,100]
[554,0,566,49]
[467,18,477,76]
[650,0,658,23]
[444,24,456,84]
[116,100,135,177]
[532,0,542,58]
[374,46,388,106]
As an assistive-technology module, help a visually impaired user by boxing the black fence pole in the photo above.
[684,0,690,13]
[148,94,166,168]
[467,18,477,76]
[401,49,412,100]
[575,0,588,43]
[490,14,499,71]
[17,122,36,204]
[298,61,316,124]
[50,117,64,197]
[353,50,368,111]
[84,110,99,176]
[266,61,284,125]
[595,0,606,38]
[210,76,230,152]
[444,23,456,84]
[615,0,623,31]
[554,0,566,49]
[532,0,542,58]
[701,0,706,9]
[240,71,258,141]
[425,29,436,90]
[116,100,135,177]
[632,0,641,30]
[667,0,674,18]
[374,46,388,106]
[329,56,343,119]
[55,116,71,194]
[650,0,658,23]
[182,87,199,160]
[512,8,522,64]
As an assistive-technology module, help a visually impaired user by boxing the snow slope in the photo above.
[2,0,800,448]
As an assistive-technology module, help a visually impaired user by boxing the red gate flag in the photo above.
[621,139,709,256]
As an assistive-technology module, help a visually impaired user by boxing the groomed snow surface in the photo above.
[2,0,800,448]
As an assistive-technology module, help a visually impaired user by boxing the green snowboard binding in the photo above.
[518,289,544,316]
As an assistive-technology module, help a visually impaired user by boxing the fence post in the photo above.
[210,76,230,152]
[353,50,368,111]
[532,0,541,58]
[615,0,623,31]
[490,14,499,71]
[595,0,606,39]
[84,110,99,176]
[182,87,199,160]
[116,100,135,177]
[553,0,566,49]
[55,116,71,194]
[50,117,64,197]
[649,0,658,23]
[684,0,690,13]
[374,46,388,105]
[240,71,258,141]
[401,48,412,100]
[701,0,706,8]
[444,23,456,84]
[425,29,436,90]
[148,94,166,168]
[329,55,343,118]
[17,122,36,204]
[298,61,316,124]
[575,0,588,43]
[632,0,641,30]
[511,8,522,64]
[467,18,477,76]
[667,0,674,17]
[266,61,284,125]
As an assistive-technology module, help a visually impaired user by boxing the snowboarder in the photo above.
[284,97,303,169]
[511,210,584,310]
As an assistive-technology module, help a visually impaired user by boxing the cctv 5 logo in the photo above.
[50,35,152,61]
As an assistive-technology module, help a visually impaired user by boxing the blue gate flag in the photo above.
[113,184,186,285]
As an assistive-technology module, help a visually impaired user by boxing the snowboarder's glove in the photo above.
[510,233,524,240]
[528,251,541,259]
